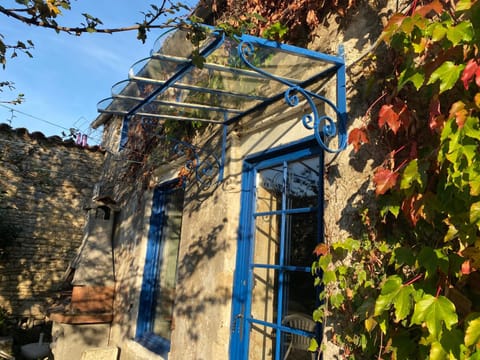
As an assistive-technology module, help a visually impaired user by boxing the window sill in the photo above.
[123,337,169,360]
[135,333,170,359]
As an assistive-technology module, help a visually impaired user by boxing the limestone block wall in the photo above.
[0,124,104,321]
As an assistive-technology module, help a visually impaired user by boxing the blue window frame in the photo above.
[230,137,323,360]
[136,181,184,357]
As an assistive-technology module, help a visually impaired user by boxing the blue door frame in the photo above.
[229,136,324,360]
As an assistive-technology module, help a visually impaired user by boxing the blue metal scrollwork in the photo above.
[237,39,347,153]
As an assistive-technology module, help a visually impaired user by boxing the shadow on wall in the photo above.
[180,125,228,216]
[175,219,231,342]
[176,220,229,280]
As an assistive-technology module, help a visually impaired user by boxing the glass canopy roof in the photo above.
[96,25,347,153]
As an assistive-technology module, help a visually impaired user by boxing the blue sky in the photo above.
[1,0,197,145]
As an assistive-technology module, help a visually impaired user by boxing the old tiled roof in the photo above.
[0,123,103,152]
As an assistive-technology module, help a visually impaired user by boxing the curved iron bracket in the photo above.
[237,38,347,153]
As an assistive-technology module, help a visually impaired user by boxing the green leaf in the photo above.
[462,144,478,166]
[465,316,480,347]
[418,246,437,278]
[330,293,345,309]
[393,284,415,321]
[430,22,447,41]
[357,269,367,284]
[308,338,319,352]
[470,201,480,227]
[446,21,474,46]
[464,116,480,141]
[318,253,332,271]
[427,61,465,93]
[323,270,337,284]
[440,328,465,360]
[313,308,323,322]
[444,223,458,242]
[377,311,389,334]
[456,0,475,10]
[379,192,402,218]
[469,174,480,196]
[411,295,458,339]
[375,276,403,314]
[332,237,360,251]
[390,331,417,358]
[374,275,414,321]
[398,66,425,90]
[394,247,415,267]
[429,341,448,360]
[401,159,427,191]
[434,249,450,274]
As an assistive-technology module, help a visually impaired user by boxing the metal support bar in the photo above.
[150,52,302,84]
[126,32,226,118]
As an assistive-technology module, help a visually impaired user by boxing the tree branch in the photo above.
[0,4,181,36]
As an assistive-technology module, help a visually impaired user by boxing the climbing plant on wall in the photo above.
[313,0,480,358]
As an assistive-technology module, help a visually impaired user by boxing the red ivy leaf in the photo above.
[396,99,410,130]
[379,105,401,134]
[461,260,472,275]
[373,167,399,195]
[414,0,443,17]
[429,95,445,132]
[401,194,425,226]
[313,243,329,256]
[378,100,410,134]
[475,66,480,88]
[461,59,478,90]
[348,127,369,152]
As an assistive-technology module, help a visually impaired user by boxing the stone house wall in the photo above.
[0,124,104,322]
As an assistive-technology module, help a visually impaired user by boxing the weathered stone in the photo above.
[0,125,103,321]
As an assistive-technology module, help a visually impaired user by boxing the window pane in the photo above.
[251,266,278,322]
[256,165,283,211]
[152,188,184,339]
[285,212,318,267]
[286,157,320,209]
[253,214,280,265]
[283,271,316,316]
[249,321,275,360]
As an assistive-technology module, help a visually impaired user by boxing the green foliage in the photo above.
[262,22,288,41]
[321,0,480,358]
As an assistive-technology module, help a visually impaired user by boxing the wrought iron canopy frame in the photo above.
[96,25,347,184]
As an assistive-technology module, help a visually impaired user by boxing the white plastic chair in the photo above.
[282,313,316,360]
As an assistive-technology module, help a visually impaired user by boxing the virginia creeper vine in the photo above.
[313,0,480,358]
